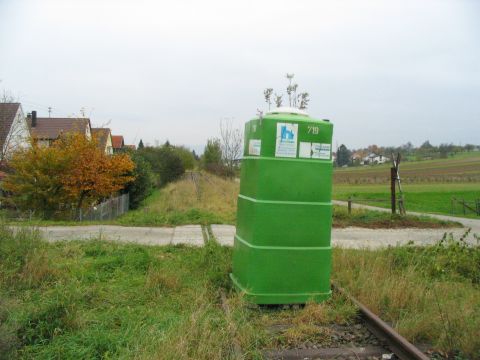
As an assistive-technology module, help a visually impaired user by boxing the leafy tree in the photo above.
[192,150,199,161]
[202,138,224,174]
[3,133,135,218]
[173,146,196,170]
[157,146,184,185]
[336,144,351,167]
[137,145,185,186]
[125,151,155,208]
[54,133,134,215]
[138,139,144,149]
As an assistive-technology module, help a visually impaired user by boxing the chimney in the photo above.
[31,111,37,127]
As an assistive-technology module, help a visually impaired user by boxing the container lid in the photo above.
[266,107,309,116]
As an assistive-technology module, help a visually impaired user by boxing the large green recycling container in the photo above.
[230,107,333,304]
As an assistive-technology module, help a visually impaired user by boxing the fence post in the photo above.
[390,167,396,214]
[79,208,82,222]
[348,197,352,215]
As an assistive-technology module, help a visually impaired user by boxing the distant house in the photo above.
[28,112,92,146]
[362,153,389,165]
[0,103,31,161]
[91,128,113,155]
[125,144,136,151]
[111,135,125,153]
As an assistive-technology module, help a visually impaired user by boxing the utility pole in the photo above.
[48,107,52,117]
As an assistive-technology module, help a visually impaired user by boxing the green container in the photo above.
[230,108,333,304]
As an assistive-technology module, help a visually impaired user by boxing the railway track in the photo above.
[259,285,430,360]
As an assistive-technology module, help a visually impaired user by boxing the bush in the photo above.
[173,146,196,170]
[201,138,235,177]
[125,152,155,209]
[137,145,185,187]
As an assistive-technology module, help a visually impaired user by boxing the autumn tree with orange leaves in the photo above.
[2,133,135,219]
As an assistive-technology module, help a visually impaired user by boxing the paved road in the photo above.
[211,225,471,249]
[37,225,204,247]
[29,223,473,250]
[333,200,480,239]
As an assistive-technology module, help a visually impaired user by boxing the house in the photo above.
[0,103,31,161]
[362,153,389,165]
[91,128,113,155]
[28,111,92,146]
[111,135,125,153]
[125,144,136,151]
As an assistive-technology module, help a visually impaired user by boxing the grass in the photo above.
[333,182,480,218]
[333,231,480,358]
[0,225,356,359]
[117,173,238,226]
[332,205,461,229]
[334,151,480,184]
[2,225,479,358]
[115,172,460,228]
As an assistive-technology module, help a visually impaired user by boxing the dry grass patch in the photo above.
[333,242,480,358]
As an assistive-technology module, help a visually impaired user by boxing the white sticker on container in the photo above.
[299,142,312,158]
[248,139,261,156]
[312,143,331,159]
[275,123,298,158]
[299,142,331,159]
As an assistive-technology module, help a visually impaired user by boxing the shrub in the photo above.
[173,146,196,170]
[137,145,185,187]
[125,152,155,209]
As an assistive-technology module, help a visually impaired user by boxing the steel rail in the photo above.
[332,283,429,360]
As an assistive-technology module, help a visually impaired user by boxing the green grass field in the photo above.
[333,152,480,217]
[333,183,480,217]
[1,226,479,358]
[334,151,480,184]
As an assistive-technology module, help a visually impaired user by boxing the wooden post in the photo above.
[348,197,352,214]
[390,167,396,214]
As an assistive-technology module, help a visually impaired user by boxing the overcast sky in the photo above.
[1,0,479,151]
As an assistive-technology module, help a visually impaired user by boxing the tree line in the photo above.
[335,141,480,167]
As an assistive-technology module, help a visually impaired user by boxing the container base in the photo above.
[230,273,332,305]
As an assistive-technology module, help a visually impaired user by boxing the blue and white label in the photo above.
[275,123,298,158]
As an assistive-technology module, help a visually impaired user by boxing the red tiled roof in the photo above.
[111,135,124,149]
[29,117,91,140]
[0,103,21,149]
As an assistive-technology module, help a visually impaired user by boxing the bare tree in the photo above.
[220,118,243,172]
[274,93,283,107]
[264,88,273,110]
[298,92,310,110]
[286,73,294,106]
[292,83,298,107]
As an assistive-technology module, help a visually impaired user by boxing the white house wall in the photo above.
[2,106,31,159]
